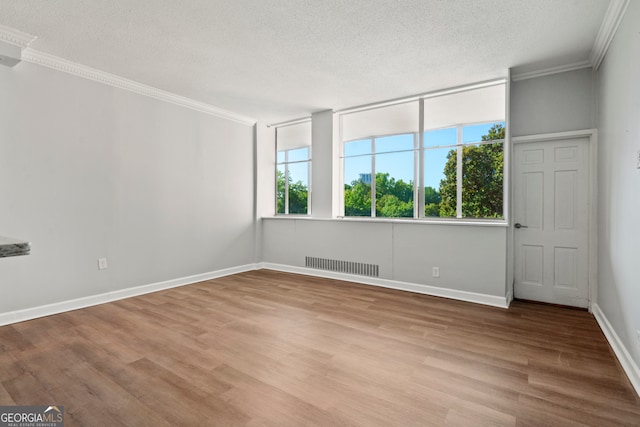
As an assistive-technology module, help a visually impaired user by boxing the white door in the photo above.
[513,138,590,308]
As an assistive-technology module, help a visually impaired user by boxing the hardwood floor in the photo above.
[1,269,639,426]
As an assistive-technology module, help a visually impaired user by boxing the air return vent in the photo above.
[305,256,379,278]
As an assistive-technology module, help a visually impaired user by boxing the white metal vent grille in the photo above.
[305,256,379,277]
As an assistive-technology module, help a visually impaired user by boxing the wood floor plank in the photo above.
[0,352,25,382]
[215,364,348,427]
[0,382,15,405]
[0,269,638,426]
[2,371,56,405]
[0,325,36,353]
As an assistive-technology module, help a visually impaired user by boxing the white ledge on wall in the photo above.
[264,216,508,228]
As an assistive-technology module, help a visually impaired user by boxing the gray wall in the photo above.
[596,1,640,368]
[511,68,595,137]
[0,61,255,314]
[263,218,507,297]
[261,111,508,300]
[262,73,600,302]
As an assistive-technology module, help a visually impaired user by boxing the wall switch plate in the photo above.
[636,150,640,169]
[432,267,440,278]
[98,258,108,270]
[637,329,640,343]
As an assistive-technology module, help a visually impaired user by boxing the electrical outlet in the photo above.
[432,267,440,278]
[98,258,108,270]
[637,150,640,169]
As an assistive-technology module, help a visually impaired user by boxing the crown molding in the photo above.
[19,47,256,126]
[0,24,255,125]
[510,60,592,82]
[0,24,37,48]
[509,0,630,82]
[590,0,630,70]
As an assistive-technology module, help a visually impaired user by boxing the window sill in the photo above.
[263,216,508,227]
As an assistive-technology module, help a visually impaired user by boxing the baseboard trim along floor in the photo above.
[0,263,258,327]
[258,262,510,309]
[592,303,640,397]
[1,263,638,399]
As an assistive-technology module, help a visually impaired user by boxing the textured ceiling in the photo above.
[0,0,610,123]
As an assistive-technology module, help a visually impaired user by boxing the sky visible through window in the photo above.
[343,122,502,190]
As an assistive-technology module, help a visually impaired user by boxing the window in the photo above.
[341,82,506,220]
[276,121,311,214]
[344,134,416,218]
[422,84,506,219]
[342,101,419,218]
[423,122,505,219]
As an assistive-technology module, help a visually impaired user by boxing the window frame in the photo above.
[276,146,312,215]
[420,122,506,219]
[342,132,419,218]
[275,119,312,216]
[339,95,506,221]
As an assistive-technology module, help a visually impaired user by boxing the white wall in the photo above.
[596,1,640,370]
[511,68,595,137]
[0,61,255,314]
[311,110,338,218]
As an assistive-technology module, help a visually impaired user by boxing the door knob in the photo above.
[514,223,528,229]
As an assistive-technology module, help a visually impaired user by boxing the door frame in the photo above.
[509,129,598,311]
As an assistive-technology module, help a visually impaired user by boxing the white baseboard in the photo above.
[258,262,509,309]
[0,263,259,327]
[0,262,509,328]
[592,303,640,397]
[3,264,635,399]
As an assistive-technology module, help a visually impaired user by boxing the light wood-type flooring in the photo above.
[1,270,639,426]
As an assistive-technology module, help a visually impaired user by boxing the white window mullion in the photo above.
[413,132,420,219]
[456,126,463,219]
[307,150,312,215]
[284,151,289,215]
[371,138,376,217]
[275,129,280,215]
[339,159,345,217]
[417,99,425,218]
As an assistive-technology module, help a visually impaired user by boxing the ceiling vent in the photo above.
[0,40,22,67]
